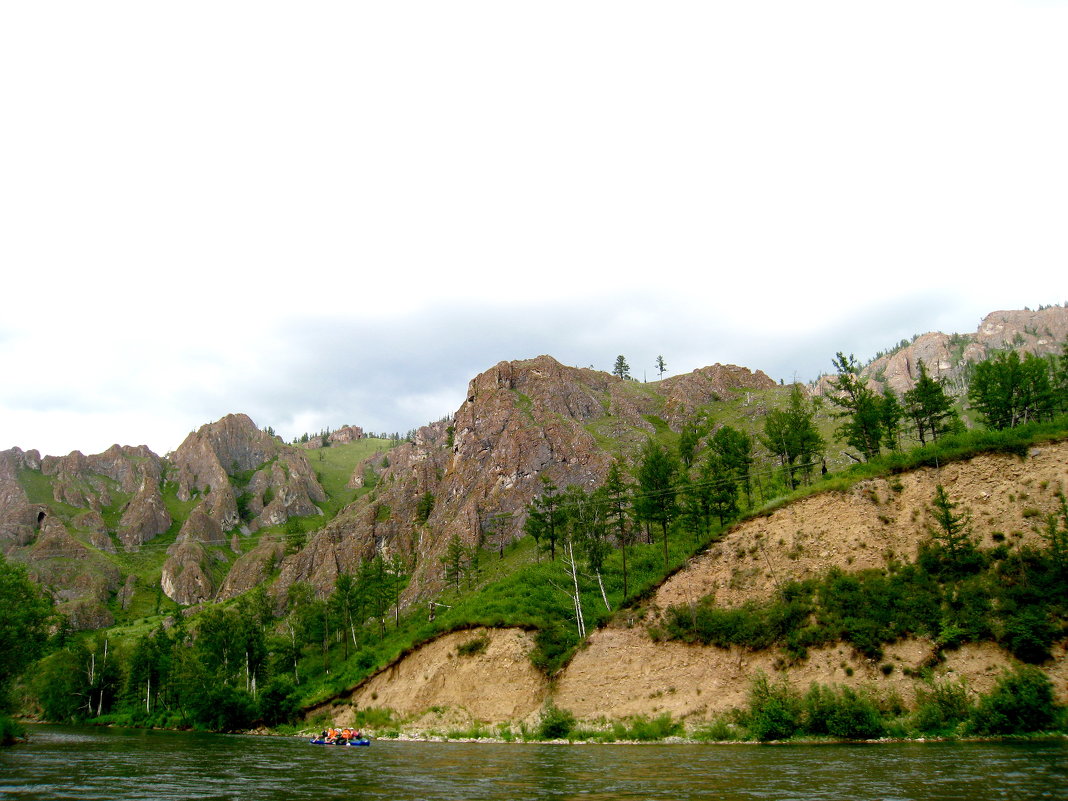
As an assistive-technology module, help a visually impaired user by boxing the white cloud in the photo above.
[1,2,1065,456]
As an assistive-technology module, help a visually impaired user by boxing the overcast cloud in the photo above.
[2,2,1065,458]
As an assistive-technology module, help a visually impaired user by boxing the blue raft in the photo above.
[310,738,371,747]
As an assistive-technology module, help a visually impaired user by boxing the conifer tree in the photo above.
[634,438,680,570]
[903,360,959,445]
[762,384,824,489]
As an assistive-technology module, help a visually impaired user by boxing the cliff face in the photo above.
[0,413,329,621]
[317,441,1068,733]
[270,355,776,604]
[857,306,1068,395]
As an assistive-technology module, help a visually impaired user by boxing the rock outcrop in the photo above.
[858,306,1068,396]
[0,447,46,549]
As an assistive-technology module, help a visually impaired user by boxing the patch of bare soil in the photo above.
[653,442,1068,613]
[318,628,548,731]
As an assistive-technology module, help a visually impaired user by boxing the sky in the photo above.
[1,2,1066,458]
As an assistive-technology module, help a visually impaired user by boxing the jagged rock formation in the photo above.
[271,355,776,605]
[1,306,1063,629]
[160,414,327,605]
[0,447,46,548]
[1,413,329,622]
[170,413,325,533]
[856,306,1068,396]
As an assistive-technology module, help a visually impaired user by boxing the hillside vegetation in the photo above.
[1,306,1067,741]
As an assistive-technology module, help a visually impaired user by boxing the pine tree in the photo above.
[903,360,959,445]
[634,438,680,570]
[762,384,824,489]
[612,355,631,379]
[827,352,884,461]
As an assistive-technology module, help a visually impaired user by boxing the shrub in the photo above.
[745,673,801,741]
[912,678,972,735]
[622,713,681,741]
[969,666,1060,735]
[0,714,24,745]
[999,607,1057,664]
[456,635,489,657]
[538,702,576,740]
[802,684,885,740]
[186,684,256,732]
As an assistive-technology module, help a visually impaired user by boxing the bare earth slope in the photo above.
[329,441,1068,733]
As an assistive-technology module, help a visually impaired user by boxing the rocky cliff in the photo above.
[269,355,776,605]
[855,306,1068,396]
[0,413,329,622]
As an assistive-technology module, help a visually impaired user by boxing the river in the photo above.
[1,726,1066,800]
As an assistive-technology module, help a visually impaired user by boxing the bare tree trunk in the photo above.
[564,539,586,638]
[596,570,611,612]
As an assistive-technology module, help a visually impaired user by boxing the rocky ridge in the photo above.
[1,413,329,622]
[269,355,775,605]
[854,306,1068,396]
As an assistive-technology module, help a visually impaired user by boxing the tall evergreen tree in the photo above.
[828,352,885,461]
[708,425,754,507]
[633,438,680,570]
[762,384,824,489]
[612,355,631,379]
[524,475,564,560]
[903,360,959,445]
[601,460,635,597]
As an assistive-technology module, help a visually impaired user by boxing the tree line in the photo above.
[14,553,410,733]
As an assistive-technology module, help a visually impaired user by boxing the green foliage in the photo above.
[801,684,885,740]
[415,492,436,525]
[762,384,824,489]
[257,676,301,726]
[969,350,1058,430]
[538,701,576,739]
[185,683,256,732]
[903,360,961,446]
[456,634,489,657]
[968,666,1059,735]
[926,485,978,563]
[745,672,802,741]
[634,438,680,570]
[827,352,889,462]
[524,475,564,561]
[0,714,25,745]
[912,678,972,734]
[0,554,55,709]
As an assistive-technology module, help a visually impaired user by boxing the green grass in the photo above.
[308,438,392,514]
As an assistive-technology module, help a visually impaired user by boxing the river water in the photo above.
[1,726,1066,800]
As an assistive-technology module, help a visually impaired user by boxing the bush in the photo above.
[802,684,884,740]
[745,673,801,741]
[912,679,972,735]
[187,684,257,732]
[999,607,1057,664]
[538,702,576,740]
[0,714,25,745]
[969,666,1060,735]
[620,713,681,741]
